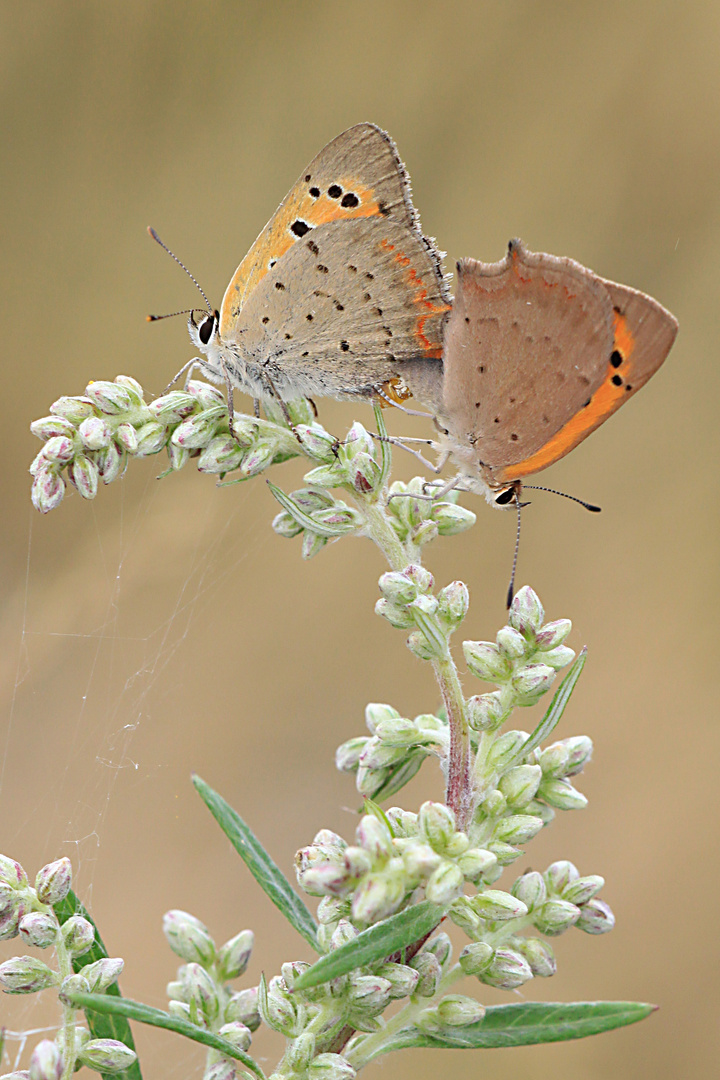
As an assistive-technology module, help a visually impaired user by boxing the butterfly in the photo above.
[183,123,451,409]
[401,238,678,505]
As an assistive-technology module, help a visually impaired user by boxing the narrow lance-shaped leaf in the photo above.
[293,900,444,991]
[507,648,587,769]
[54,890,142,1080]
[192,774,319,952]
[366,999,656,1058]
[373,403,392,489]
[66,992,265,1079]
[266,481,351,537]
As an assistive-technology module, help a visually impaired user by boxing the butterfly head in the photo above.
[188,308,225,379]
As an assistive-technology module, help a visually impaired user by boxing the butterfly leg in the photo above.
[375,387,435,419]
[261,374,304,444]
[162,357,208,395]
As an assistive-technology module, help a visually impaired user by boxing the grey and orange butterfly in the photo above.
[187,123,451,405]
[403,239,678,504]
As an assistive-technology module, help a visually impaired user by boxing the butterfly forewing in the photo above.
[220,123,426,334]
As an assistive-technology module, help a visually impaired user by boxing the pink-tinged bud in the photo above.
[515,936,557,977]
[376,961,420,999]
[436,994,485,1027]
[294,425,339,463]
[19,913,57,949]
[463,641,512,682]
[307,1053,356,1080]
[67,455,98,501]
[436,581,470,626]
[96,441,125,484]
[576,898,615,935]
[49,396,96,423]
[350,452,382,494]
[114,422,138,453]
[84,381,133,415]
[61,915,94,957]
[356,816,392,860]
[409,951,441,996]
[457,847,498,883]
[167,441,190,471]
[203,1063,237,1080]
[59,974,91,1007]
[511,663,556,699]
[172,409,224,450]
[343,846,373,878]
[113,375,145,402]
[148,391,197,423]
[478,947,533,989]
[162,910,216,965]
[31,468,65,514]
[534,618,572,650]
[508,586,545,637]
[378,571,418,606]
[187,380,226,409]
[77,1039,137,1073]
[0,882,15,914]
[351,874,404,926]
[426,861,464,905]
[540,645,576,670]
[539,778,588,811]
[343,422,374,459]
[197,436,245,474]
[224,985,260,1030]
[31,415,77,441]
[466,691,506,732]
[35,858,72,905]
[409,519,439,547]
[404,564,434,593]
[0,955,57,993]
[544,860,579,894]
[401,842,442,879]
[533,899,581,936]
[242,441,278,476]
[82,957,124,992]
[511,871,547,911]
[431,501,476,535]
[78,416,111,451]
[563,875,605,906]
[471,889,528,921]
[184,962,220,1022]
[375,598,416,629]
[347,974,393,1016]
[217,1020,252,1053]
[298,863,350,897]
[218,929,254,980]
[39,436,75,465]
[0,900,27,941]
[335,737,369,772]
[418,802,456,852]
[459,941,493,976]
[28,1039,62,1080]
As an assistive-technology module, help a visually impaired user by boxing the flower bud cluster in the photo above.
[162,910,261,1077]
[300,421,385,497]
[30,376,317,513]
[385,477,476,548]
[336,703,448,801]
[464,586,576,725]
[0,854,133,1077]
[296,802,498,929]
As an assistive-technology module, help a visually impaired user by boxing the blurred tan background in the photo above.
[1,2,718,1076]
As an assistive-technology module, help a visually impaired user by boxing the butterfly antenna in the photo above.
[146,308,197,323]
[506,490,523,609]
[147,226,213,312]
[523,485,601,513]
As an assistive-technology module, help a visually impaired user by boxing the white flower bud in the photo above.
[347,974,392,1016]
[498,764,543,808]
[28,1040,62,1080]
[343,422,374,459]
[172,409,224,449]
[466,692,506,731]
[58,973,90,1006]
[163,910,216,965]
[435,994,485,1027]
[61,915,94,957]
[167,441,189,470]
[410,519,439,546]
[463,641,512,682]
[343,846,373,878]
[78,1038,137,1073]
[533,899,581,936]
[224,986,260,1029]
[356,815,392,860]
[563,875,605,906]
[448,897,483,937]
[148,391,197,423]
[49,396,96,423]
[544,861,579,894]
[539,778,588,811]
[19,913,57,949]
[487,840,522,866]
[496,626,527,659]
[82,957,124,993]
[31,415,77,440]
[41,436,76,464]
[385,808,419,836]
[508,586,544,637]
[307,1053,356,1080]
[459,941,494,976]
[78,416,111,450]
[358,738,407,769]
[286,1031,316,1070]
[539,645,576,670]
[479,948,533,989]
[418,802,456,852]
[301,531,327,559]
[511,871,547,911]
[576,898,615,935]
[135,421,169,456]
[401,842,442,879]
[424,932,452,967]
[486,730,530,771]
[431,501,476,535]
[96,441,125,483]
[113,375,144,401]
[187,380,225,408]
[203,1062,237,1080]
[409,951,441,996]
[376,962,419,998]
[199,434,247,472]
[295,425,339,462]
[185,961,220,1022]
[31,467,65,513]
[375,598,416,628]
[511,663,556,700]
[514,936,556,977]
[35,858,72,905]
[457,847,498,883]
[494,814,544,845]
[0,956,57,993]
[471,889,528,921]
[406,629,440,661]
[351,874,405,925]
[426,861,464,904]
[217,1021,252,1053]
[218,929,253,980]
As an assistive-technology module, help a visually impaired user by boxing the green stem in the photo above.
[53,915,78,1080]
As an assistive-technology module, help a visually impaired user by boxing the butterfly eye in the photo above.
[198,313,216,346]
[494,487,516,506]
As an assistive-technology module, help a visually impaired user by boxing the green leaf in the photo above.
[66,992,265,1079]
[362,798,396,836]
[54,890,142,1080]
[192,774,319,952]
[369,1000,655,1057]
[508,648,587,769]
[266,481,350,536]
[373,403,392,488]
[293,900,444,991]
